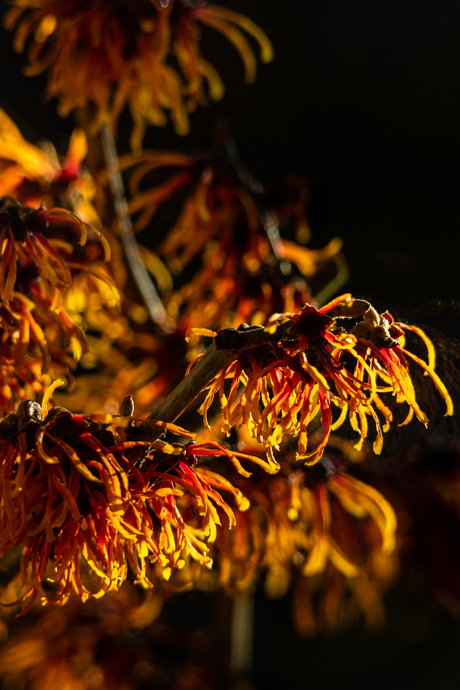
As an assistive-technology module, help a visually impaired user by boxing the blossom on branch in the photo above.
[192,294,453,464]
[0,399,268,612]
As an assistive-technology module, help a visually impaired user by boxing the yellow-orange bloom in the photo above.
[193,294,453,464]
[5,0,273,150]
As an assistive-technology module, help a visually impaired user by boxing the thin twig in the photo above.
[230,595,254,687]
[100,122,170,330]
[129,341,235,442]
[127,324,288,442]
[313,253,350,307]
[214,121,292,276]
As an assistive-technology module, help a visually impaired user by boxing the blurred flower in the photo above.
[291,544,396,636]
[5,0,273,150]
[169,235,314,334]
[0,586,164,690]
[194,295,453,464]
[0,108,99,227]
[218,460,395,587]
[54,328,188,416]
[123,151,334,271]
[179,452,397,635]
[120,149,343,331]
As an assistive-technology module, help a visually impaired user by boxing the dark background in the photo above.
[2,1,460,688]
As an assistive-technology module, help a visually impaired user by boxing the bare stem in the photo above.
[128,325,286,441]
[312,254,350,307]
[130,341,234,442]
[100,122,170,330]
[128,324,297,442]
[214,121,292,276]
[230,595,254,685]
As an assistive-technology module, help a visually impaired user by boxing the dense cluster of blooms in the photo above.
[0,168,454,644]
[0,115,181,417]
[0,398,274,612]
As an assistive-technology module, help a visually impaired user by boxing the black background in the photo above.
[2,1,460,687]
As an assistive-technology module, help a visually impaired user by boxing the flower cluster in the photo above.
[0,122,183,416]
[195,294,453,464]
[5,0,273,150]
[0,111,135,375]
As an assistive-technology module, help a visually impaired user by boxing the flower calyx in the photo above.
[351,304,403,349]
